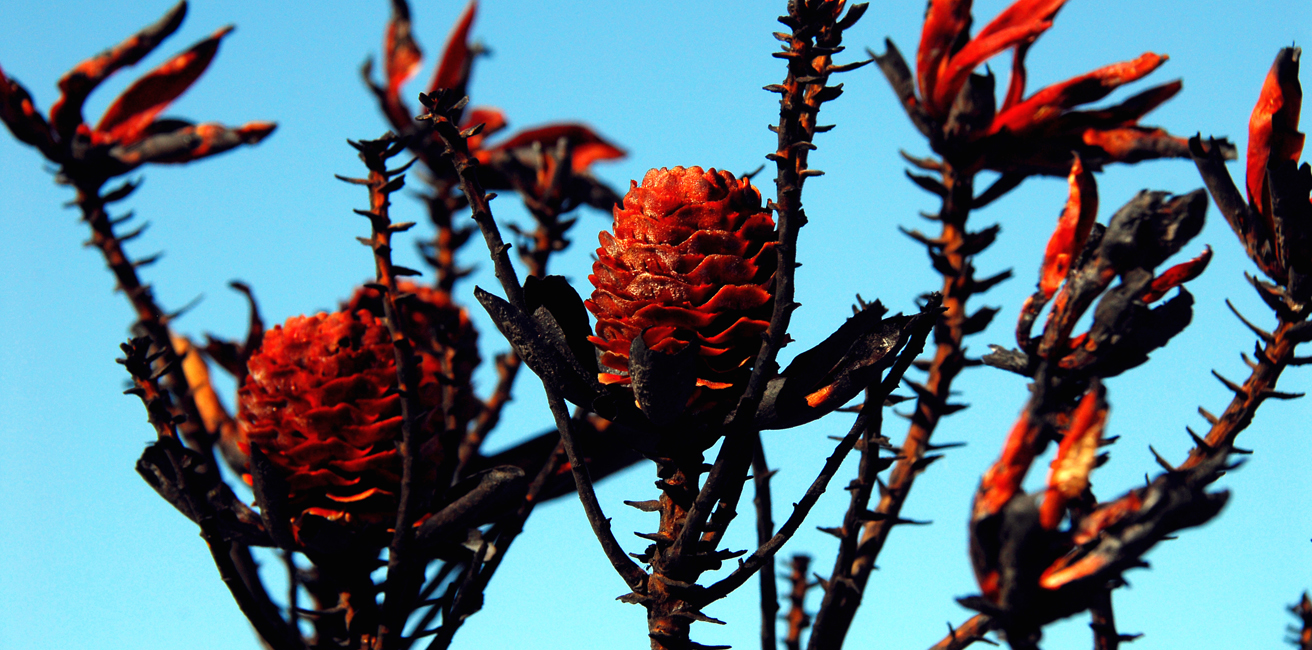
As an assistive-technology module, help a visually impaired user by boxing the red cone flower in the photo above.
[586,166,776,412]
[237,309,444,533]
[346,281,482,432]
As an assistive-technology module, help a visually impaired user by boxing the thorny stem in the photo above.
[426,104,647,592]
[810,162,981,648]
[1178,318,1304,474]
[928,614,996,650]
[347,136,435,649]
[751,436,779,650]
[671,0,866,575]
[76,182,213,465]
[783,555,813,650]
[91,183,290,647]
[120,340,301,650]
[1290,592,1312,650]
[1090,589,1129,650]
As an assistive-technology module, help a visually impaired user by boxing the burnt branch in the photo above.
[420,91,648,594]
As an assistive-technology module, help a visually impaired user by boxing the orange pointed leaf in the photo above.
[991,52,1169,136]
[428,0,477,93]
[1141,246,1211,302]
[973,410,1042,520]
[384,0,423,99]
[1039,384,1106,530]
[1246,47,1304,229]
[933,21,1052,115]
[917,0,972,114]
[1039,155,1098,297]
[96,25,234,145]
[50,1,187,140]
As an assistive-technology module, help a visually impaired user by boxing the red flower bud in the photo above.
[586,166,776,413]
[237,309,446,535]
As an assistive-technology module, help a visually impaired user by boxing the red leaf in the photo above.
[112,120,275,167]
[489,124,625,172]
[990,52,1168,136]
[428,0,477,94]
[1079,126,1190,164]
[96,25,234,146]
[917,0,972,115]
[50,1,187,141]
[1141,246,1211,303]
[1039,155,1098,298]
[973,0,1067,44]
[973,410,1042,521]
[932,22,1052,115]
[384,0,423,100]
[1039,384,1106,530]
[0,65,55,155]
[1246,47,1303,233]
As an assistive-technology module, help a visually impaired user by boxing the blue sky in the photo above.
[1,1,1309,648]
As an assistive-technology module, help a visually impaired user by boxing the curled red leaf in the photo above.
[991,52,1169,136]
[1246,47,1304,235]
[1140,246,1212,303]
[487,123,625,173]
[1038,155,1098,298]
[1039,385,1107,530]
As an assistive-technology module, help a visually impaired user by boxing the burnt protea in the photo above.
[586,166,776,419]
[237,308,445,543]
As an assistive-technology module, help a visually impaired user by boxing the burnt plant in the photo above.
[2,1,1308,650]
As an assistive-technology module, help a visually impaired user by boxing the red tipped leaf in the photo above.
[990,52,1169,135]
[96,25,235,145]
[1246,47,1304,231]
[917,0,972,114]
[1039,155,1098,298]
[428,0,477,93]
[1141,246,1211,303]
[50,1,187,140]
[1039,385,1106,530]
[384,0,423,100]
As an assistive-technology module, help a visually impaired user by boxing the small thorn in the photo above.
[1198,407,1219,425]
[1211,370,1248,397]
[1148,445,1176,472]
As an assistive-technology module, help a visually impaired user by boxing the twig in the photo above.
[810,157,991,647]
[422,94,647,592]
[345,134,432,645]
[752,435,780,650]
[783,555,813,650]
[928,615,997,650]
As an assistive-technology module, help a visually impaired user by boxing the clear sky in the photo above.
[1,1,1309,648]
